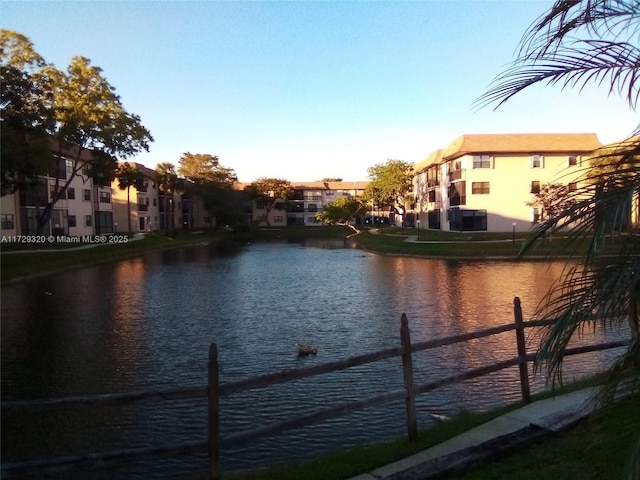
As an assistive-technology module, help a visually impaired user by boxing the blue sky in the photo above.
[2,1,638,183]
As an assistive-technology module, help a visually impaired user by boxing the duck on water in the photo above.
[296,344,317,355]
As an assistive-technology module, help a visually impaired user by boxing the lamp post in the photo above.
[114,222,118,233]
[512,222,516,243]
[417,219,420,240]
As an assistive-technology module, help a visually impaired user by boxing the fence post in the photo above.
[400,314,418,441]
[208,343,220,480]
[513,297,531,403]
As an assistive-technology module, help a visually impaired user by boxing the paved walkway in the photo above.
[347,387,598,480]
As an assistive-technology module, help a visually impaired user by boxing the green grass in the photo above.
[221,377,636,480]
[224,409,517,480]
[0,231,234,283]
[460,395,640,480]
[351,227,588,259]
[221,380,637,480]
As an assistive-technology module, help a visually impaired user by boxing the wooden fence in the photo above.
[1,297,630,479]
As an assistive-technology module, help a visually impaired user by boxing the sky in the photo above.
[2,0,638,183]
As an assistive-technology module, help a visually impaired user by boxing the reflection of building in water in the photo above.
[369,256,610,403]
[109,259,147,375]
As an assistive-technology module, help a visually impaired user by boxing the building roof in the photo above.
[292,181,369,190]
[414,149,443,173]
[441,133,603,161]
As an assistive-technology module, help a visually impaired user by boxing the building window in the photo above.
[531,181,541,194]
[531,155,543,168]
[273,215,284,223]
[52,156,67,179]
[472,155,491,168]
[68,215,77,227]
[83,189,91,201]
[307,204,317,212]
[531,207,541,223]
[85,215,92,227]
[153,198,157,206]
[568,182,578,192]
[66,187,75,199]
[307,216,316,223]
[471,182,490,194]
[568,156,578,166]
[99,191,111,203]
[448,181,466,206]
[1,214,15,229]
[448,208,487,231]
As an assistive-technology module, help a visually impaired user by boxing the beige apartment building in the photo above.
[412,133,603,232]
[112,163,161,233]
[248,181,369,227]
[1,147,112,237]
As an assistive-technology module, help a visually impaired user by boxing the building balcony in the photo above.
[449,170,463,181]
[449,196,466,207]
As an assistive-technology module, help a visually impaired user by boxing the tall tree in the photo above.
[245,178,293,228]
[0,30,153,234]
[116,162,144,233]
[156,162,178,233]
[0,30,56,196]
[177,152,238,230]
[315,196,366,233]
[477,2,640,476]
[364,160,413,225]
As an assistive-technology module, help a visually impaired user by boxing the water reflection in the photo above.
[1,242,625,477]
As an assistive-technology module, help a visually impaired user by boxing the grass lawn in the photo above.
[223,388,639,480]
[0,231,232,284]
[460,394,640,480]
[351,227,589,259]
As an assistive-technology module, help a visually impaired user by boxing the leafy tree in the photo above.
[320,177,343,182]
[315,196,366,233]
[245,178,293,227]
[116,162,144,233]
[177,152,238,230]
[364,159,413,225]
[177,153,235,184]
[0,30,153,234]
[525,182,570,223]
[156,162,178,233]
[478,2,640,476]
[0,30,55,196]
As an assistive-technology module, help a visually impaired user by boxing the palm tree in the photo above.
[116,162,144,233]
[477,1,639,477]
[156,162,178,233]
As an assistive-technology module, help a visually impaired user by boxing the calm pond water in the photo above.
[0,239,626,478]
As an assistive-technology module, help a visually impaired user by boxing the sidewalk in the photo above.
[347,387,598,480]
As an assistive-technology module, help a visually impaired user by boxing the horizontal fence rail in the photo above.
[1,297,631,479]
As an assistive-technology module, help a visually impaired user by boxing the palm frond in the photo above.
[476,40,640,111]
[520,0,640,59]
[521,137,640,385]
